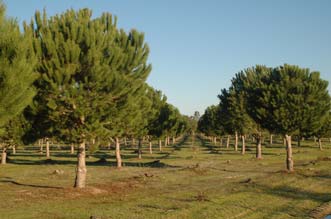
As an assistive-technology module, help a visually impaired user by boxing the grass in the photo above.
[1,135,331,219]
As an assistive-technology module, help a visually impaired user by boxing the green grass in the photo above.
[1,135,331,219]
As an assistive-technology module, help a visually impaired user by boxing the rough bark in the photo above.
[318,138,323,150]
[1,147,7,164]
[115,137,122,168]
[256,135,262,159]
[241,135,246,155]
[70,143,75,154]
[46,138,50,158]
[149,141,153,154]
[74,140,87,188]
[285,135,294,172]
[234,132,238,151]
[226,135,230,148]
[159,139,162,151]
[138,139,142,159]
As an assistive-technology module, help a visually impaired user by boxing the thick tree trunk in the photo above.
[70,143,75,154]
[74,140,87,188]
[256,135,262,159]
[159,139,162,152]
[12,145,16,154]
[234,132,238,151]
[46,138,50,158]
[115,137,122,168]
[318,138,323,150]
[285,135,294,172]
[149,141,153,154]
[270,134,273,145]
[241,135,246,155]
[138,139,142,159]
[226,135,230,148]
[1,147,7,164]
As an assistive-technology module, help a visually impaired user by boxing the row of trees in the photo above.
[0,4,192,188]
[198,64,331,171]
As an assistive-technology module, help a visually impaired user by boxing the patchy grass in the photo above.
[1,136,331,219]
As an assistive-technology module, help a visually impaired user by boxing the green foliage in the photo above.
[0,3,36,135]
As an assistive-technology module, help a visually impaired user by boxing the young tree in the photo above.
[245,64,330,171]
[28,8,151,188]
[0,3,36,164]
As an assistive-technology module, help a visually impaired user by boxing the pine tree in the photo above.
[27,8,151,188]
[0,3,37,164]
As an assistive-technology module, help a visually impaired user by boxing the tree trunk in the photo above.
[234,132,238,151]
[149,141,153,154]
[167,136,170,145]
[70,143,75,154]
[115,137,122,168]
[172,136,176,144]
[124,137,127,146]
[270,134,273,145]
[220,137,223,147]
[164,137,168,147]
[256,135,262,159]
[39,139,43,152]
[314,136,317,143]
[74,140,87,188]
[213,136,217,145]
[285,135,294,172]
[46,138,50,158]
[297,136,301,147]
[1,147,7,164]
[318,138,323,150]
[283,138,286,147]
[132,138,135,147]
[241,135,246,155]
[226,135,230,148]
[12,145,16,155]
[138,139,142,159]
[159,139,162,152]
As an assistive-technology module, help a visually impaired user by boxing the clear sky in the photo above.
[3,0,331,116]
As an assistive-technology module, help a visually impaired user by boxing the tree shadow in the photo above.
[0,179,64,189]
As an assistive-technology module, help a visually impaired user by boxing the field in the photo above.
[1,135,331,219]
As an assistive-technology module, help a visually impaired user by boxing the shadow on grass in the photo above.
[250,183,331,202]
[0,179,64,189]
[196,136,220,155]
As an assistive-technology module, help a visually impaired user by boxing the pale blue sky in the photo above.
[3,0,331,116]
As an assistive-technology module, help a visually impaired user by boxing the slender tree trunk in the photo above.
[283,138,286,147]
[138,139,142,159]
[234,132,238,151]
[241,135,246,155]
[226,135,230,148]
[1,147,7,164]
[314,136,317,143]
[164,137,168,147]
[318,138,323,150]
[12,145,16,154]
[74,140,87,188]
[213,136,217,145]
[39,139,43,152]
[297,136,301,147]
[159,139,162,152]
[270,134,273,145]
[167,136,170,145]
[115,137,122,168]
[220,137,223,147]
[149,141,153,154]
[132,138,135,147]
[124,137,127,146]
[285,135,294,172]
[256,135,262,159]
[46,138,50,158]
[70,143,75,154]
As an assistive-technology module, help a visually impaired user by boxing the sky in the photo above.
[3,0,331,116]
